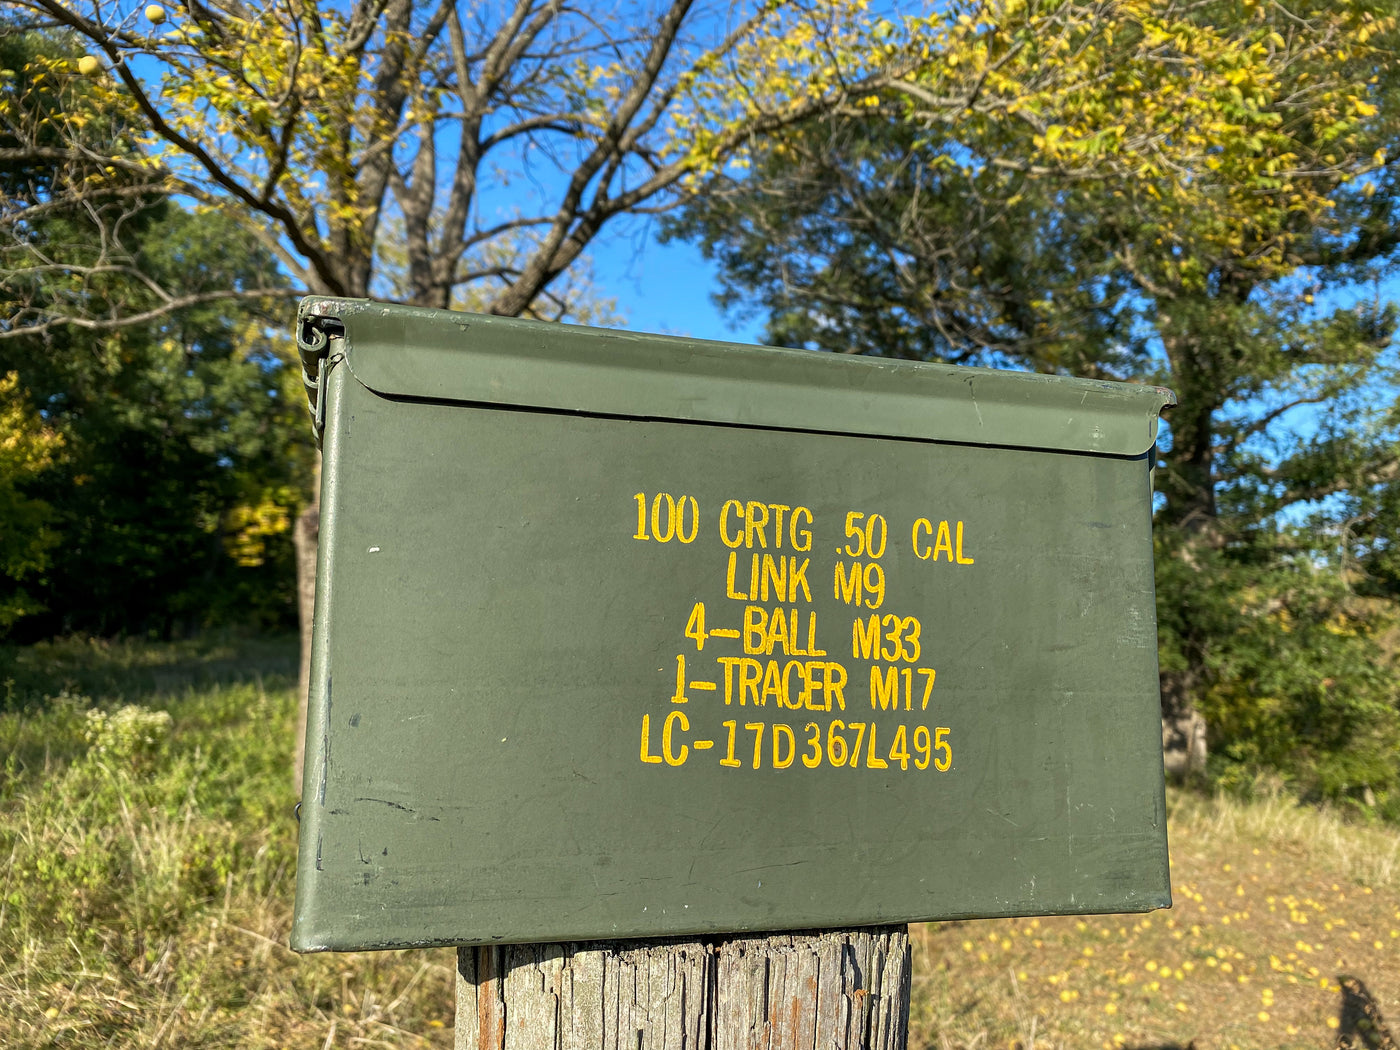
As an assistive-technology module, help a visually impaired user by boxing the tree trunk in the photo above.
[1155,530,1217,782]
[292,489,320,798]
[456,927,911,1050]
[1151,347,1219,782]
[1160,666,1208,780]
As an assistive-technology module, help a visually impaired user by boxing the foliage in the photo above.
[82,702,171,766]
[672,0,1399,352]
[11,0,1372,323]
[0,371,61,627]
[0,205,314,636]
[671,0,1400,803]
[0,25,314,638]
[1156,532,1400,808]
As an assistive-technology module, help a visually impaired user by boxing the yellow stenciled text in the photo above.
[719,500,813,551]
[741,605,825,656]
[911,518,975,564]
[724,552,813,603]
[869,665,937,711]
[834,560,886,609]
[715,656,847,711]
[851,613,922,663]
[633,492,700,543]
[644,714,953,772]
[639,711,692,766]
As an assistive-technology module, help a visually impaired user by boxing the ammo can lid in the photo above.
[298,298,1175,457]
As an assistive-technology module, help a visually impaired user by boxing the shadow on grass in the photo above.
[1338,975,1397,1050]
[0,631,297,710]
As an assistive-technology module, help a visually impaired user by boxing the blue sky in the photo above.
[581,225,763,345]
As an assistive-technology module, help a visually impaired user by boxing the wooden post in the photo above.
[456,926,910,1049]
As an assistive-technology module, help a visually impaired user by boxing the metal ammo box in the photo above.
[291,297,1176,952]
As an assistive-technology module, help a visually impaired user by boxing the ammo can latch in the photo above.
[297,312,344,447]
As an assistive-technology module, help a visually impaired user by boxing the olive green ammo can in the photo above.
[290,297,1176,953]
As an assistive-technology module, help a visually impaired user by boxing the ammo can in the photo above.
[290,297,1176,953]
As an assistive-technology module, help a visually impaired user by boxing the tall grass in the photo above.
[0,635,453,1049]
[1167,785,1400,889]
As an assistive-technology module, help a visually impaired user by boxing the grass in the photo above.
[909,790,1400,1050]
[0,635,454,1049]
[1,634,1396,1048]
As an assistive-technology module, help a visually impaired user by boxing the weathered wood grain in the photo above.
[456,928,910,1050]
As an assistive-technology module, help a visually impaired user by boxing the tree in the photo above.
[4,0,947,323]
[9,216,314,637]
[670,0,1400,801]
[0,191,314,637]
[0,23,312,637]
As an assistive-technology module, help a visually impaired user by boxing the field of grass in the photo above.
[1,635,1396,1049]
[911,791,1400,1050]
[0,635,456,1048]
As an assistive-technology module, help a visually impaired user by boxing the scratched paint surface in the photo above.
[292,301,1174,953]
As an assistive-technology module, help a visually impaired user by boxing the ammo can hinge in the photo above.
[298,314,344,448]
